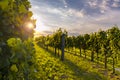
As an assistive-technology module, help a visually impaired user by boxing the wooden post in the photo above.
[61,34,65,61]
[113,57,115,73]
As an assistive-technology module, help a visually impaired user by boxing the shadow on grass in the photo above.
[39,45,107,80]
[65,50,106,67]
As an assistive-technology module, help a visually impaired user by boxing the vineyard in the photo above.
[0,0,120,80]
[35,27,120,80]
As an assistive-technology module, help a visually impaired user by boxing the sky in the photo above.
[29,0,120,36]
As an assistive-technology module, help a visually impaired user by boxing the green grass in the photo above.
[34,44,75,80]
[64,51,107,80]
[34,44,120,80]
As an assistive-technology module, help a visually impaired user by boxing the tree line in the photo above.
[36,27,120,74]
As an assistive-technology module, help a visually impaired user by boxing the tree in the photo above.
[0,0,35,79]
[94,33,101,63]
[98,30,109,69]
[52,28,62,55]
[0,0,36,41]
[89,33,96,61]
[48,28,67,57]
[76,35,84,57]
[66,36,73,52]
[82,34,90,58]
[107,27,120,73]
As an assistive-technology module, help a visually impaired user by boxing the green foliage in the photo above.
[0,38,35,80]
[0,0,36,41]
[0,0,35,79]
[34,43,109,80]
[0,0,9,10]
[34,44,74,80]
[7,38,22,49]
[10,64,18,72]
[37,26,120,75]
[37,27,120,62]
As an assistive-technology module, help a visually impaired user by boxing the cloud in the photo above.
[112,0,120,7]
[61,0,68,8]
[94,10,120,25]
[38,6,86,18]
[46,8,65,16]
[67,8,86,18]
[99,0,110,13]
[30,1,86,28]
[114,0,120,2]
[87,0,98,8]
[30,0,120,36]
[67,9,120,34]
[87,0,110,13]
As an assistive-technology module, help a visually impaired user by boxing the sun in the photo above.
[26,22,34,29]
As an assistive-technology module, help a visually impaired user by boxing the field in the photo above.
[34,43,120,80]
